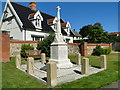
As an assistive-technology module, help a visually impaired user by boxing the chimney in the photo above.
[29,2,36,11]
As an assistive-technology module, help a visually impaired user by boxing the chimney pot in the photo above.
[29,2,36,11]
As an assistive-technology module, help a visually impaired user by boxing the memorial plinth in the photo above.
[49,6,73,68]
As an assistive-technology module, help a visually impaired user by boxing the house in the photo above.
[70,29,82,40]
[0,0,80,43]
[108,32,120,36]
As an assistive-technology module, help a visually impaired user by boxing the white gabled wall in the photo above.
[1,5,23,40]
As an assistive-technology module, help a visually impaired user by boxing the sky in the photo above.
[1,1,118,33]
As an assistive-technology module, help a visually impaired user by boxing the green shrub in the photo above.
[92,45,103,56]
[73,39,83,43]
[103,48,111,55]
[37,33,55,57]
[21,44,34,58]
[92,45,111,56]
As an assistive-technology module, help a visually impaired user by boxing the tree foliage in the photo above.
[79,25,93,38]
[37,33,55,57]
[88,29,108,43]
[79,22,111,43]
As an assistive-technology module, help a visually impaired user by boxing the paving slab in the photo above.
[101,80,119,89]
[19,61,105,85]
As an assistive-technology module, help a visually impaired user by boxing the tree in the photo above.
[94,22,103,29]
[106,35,120,43]
[79,25,93,38]
[88,29,108,43]
[79,23,110,43]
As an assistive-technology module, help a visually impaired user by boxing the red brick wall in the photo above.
[0,31,10,62]
[80,43,112,56]
[68,43,112,56]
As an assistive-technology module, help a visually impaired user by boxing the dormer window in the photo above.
[35,15,41,27]
[28,11,43,30]
[47,17,57,31]
[61,22,71,36]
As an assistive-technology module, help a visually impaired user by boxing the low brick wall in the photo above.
[80,43,112,56]
[10,41,112,57]
[87,44,112,56]
[10,40,39,57]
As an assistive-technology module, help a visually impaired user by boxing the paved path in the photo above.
[112,52,120,54]
[19,62,105,85]
[100,80,119,89]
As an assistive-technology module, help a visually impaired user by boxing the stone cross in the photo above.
[49,6,73,68]
[56,6,61,34]
[53,6,65,43]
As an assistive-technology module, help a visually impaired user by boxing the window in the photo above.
[7,19,12,25]
[10,37,13,40]
[32,35,44,41]
[35,15,42,28]
[66,38,70,43]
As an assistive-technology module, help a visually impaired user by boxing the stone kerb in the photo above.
[41,53,46,64]
[81,58,89,74]
[27,57,34,76]
[15,55,21,69]
[47,62,57,87]
[100,55,107,69]
[76,53,81,65]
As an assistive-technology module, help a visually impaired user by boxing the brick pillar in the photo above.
[109,43,112,51]
[0,31,10,62]
[81,42,87,56]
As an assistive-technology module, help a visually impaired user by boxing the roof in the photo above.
[108,32,120,35]
[70,30,81,37]
[47,18,55,24]
[28,12,36,19]
[10,2,67,35]
[61,23,67,27]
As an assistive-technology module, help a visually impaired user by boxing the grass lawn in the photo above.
[2,54,119,88]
